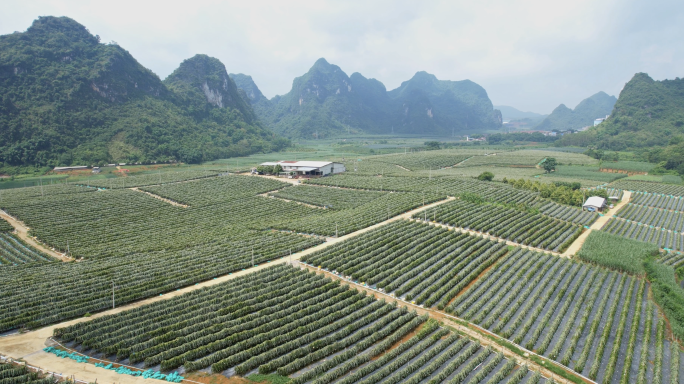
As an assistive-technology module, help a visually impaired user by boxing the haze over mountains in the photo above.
[535,91,617,132]
[232,59,503,139]
[558,73,684,150]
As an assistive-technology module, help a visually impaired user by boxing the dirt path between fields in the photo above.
[130,188,188,208]
[301,264,594,384]
[0,210,72,262]
[0,197,453,384]
[562,190,632,257]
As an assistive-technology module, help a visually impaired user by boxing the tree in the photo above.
[542,157,557,173]
[273,164,283,174]
[477,171,494,181]
[424,141,441,150]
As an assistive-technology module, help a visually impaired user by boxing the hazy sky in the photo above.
[2,0,683,114]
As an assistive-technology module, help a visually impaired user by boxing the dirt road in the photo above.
[0,210,71,262]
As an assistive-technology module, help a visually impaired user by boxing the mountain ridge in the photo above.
[536,91,616,132]
[0,16,286,170]
[233,59,502,138]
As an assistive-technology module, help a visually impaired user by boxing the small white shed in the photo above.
[583,196,606,212]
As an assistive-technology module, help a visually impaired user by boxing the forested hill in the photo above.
[232,59,502,139]
[557,73,684,150]
[0,16,286,171]
[535,91,616,132]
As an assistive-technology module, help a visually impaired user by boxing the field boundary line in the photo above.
[300,263,596,384]
[0,209,72,262]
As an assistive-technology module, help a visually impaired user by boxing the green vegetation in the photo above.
[600,160,655,172]
[542,157,557,173]
[577,231,657,274]
[645,259,684,341]
[0,17,286,173]
[487,132,557,144]
[477,171,494,181]
[504,178,607,206]
[542,165,627,182]
[557,73,684,151]
[247,374,291,384]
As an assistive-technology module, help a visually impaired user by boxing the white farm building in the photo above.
[260,161,346,176]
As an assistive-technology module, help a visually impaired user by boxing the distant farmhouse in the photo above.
[258,161,346,177]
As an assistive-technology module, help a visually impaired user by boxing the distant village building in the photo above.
[583,196,607,212]
[258,161,345,176]
[53,166,88,172]
[465,136,486,142]
[594,114,610,126]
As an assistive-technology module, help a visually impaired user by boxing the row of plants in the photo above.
[448,249,681,383]
[537,203,598,225]
[602,218,684,251]
[268,186,386,210]
[0,231,321,332]
[610,179,684,196]
[630,191,684,210]
[0,232,54,266]
[86,169,219,189]
[301,220,508,307]
[415,199,581,252]
[0,363,56,384]
[616,203,684,232]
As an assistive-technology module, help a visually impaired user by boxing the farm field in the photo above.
[86,169,219,189]
[630,192,684,210]
[269,186,387,210]
[4,147,684,384]
[414,200,582,252]
[449,250,683,383]
[0,230,54,266]
[302,220,508,309]
[0,362,56,384]
[599,161,655,173]
[601,218,684,251]
[615,203,684,232]
[609,179,684,196]
[540,166,626,183]
[52,265,545,384]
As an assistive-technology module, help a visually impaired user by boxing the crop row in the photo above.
[0,232,54,266]
[0,231,320,332]
[0,363,56,384]
[602,218,684,251]
[55,265,431,376]
[302,220,507,309]
[610,180,684,196]
[659,252,684,270]
[86,170,219,189]
[629,191,684,210]
[449,249,684,382]
[615,204,684,232]
[416,199,581,252]
[268,186,386,210]
[273,192,443,237]
[538,203,598,226]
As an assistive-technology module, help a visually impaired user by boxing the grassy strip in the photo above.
[577,231,658,275]
[645,258,684,341]
[247,374,291,384]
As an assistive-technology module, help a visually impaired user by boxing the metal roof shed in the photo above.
[583,196,606,212]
